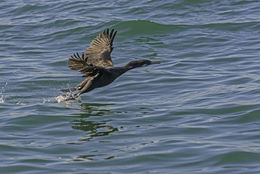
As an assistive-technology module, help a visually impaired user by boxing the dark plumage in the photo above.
[61,29,159,98]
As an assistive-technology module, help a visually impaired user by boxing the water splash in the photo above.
[42,97,54,104]
[55,93,80,103]
[0,96,4,104]
[0,82,7,104]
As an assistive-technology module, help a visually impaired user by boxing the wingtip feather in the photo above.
[68,52,86,70]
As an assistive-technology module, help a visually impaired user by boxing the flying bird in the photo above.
[61,29,159,99]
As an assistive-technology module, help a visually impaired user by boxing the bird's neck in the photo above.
[124,62,142,70]
[109,62,142,78]
[115,66,131,75]
[109,65,132,77]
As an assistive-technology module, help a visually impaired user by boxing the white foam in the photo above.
[0,82,7,104]
[42,97,53,104]
[0,96,4,104]
[55,94,79,103]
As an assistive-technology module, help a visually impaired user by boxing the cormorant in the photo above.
[61,29,159,98]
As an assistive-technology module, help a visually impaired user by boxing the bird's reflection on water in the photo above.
[71,102,118,142]
[69,102,119,161]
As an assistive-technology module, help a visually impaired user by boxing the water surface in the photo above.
[0,0,260,173]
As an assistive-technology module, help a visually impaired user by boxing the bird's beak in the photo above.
[151,61,161,64]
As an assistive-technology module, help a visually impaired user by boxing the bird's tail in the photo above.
[68,53,86,70]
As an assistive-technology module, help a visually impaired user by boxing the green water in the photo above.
[0,0,260,173]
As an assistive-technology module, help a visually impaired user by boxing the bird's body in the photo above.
[61,29,158,99]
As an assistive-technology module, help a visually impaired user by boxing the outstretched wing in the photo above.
[68,52,109,77]
[84,28,117,68]
[68,52,86,70]
[79,64,108,77]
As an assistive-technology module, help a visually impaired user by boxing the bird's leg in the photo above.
[73,74,98,98]
[73,79,93,98]
[76,78,90,90]
[61,78,89,92]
